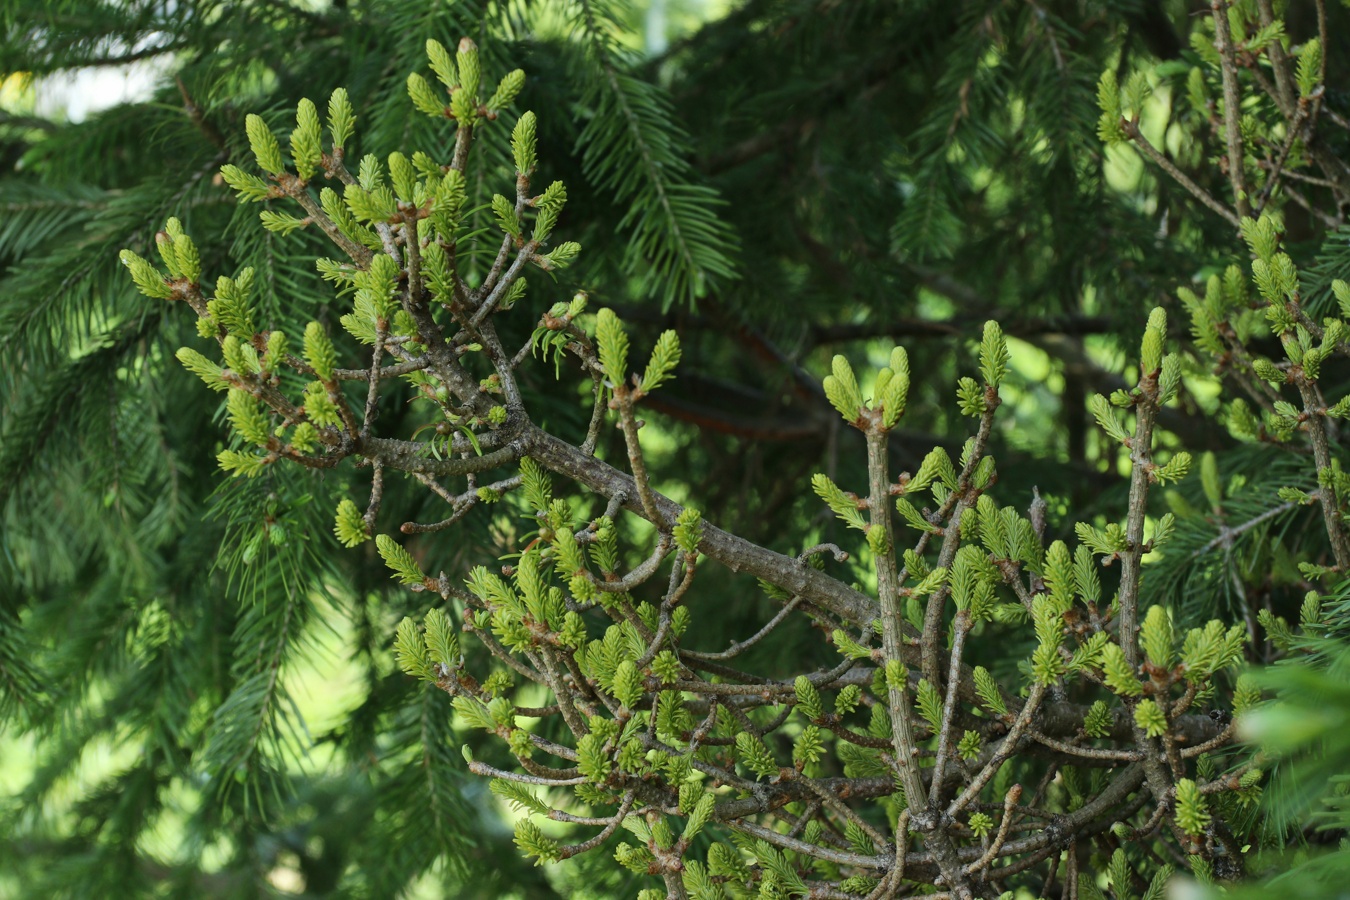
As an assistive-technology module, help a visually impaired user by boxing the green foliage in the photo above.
[327,87,355,151]
[973,666,1007,716]
[491,193,521,240]
[795,676,823,721]
[118,249,171,299]
[1084,700,1111,739]
[683,859,725,900]
[834,685,862,716]
[1101,643,1143,697]
[979,320,1009,387]
[1140,605,1175,669]
[1141,307,1167,375]
[1090,393,1130,445]
[245,113,286,175]
[451,38,480,124]
[673,506,703,554]
[407,72,446,118]
[304,321,338,381]
[388,151,416,202]
[735,731,777,780]
[1181,620,1245,680]
[879,346,910,429]
[208,269,257,338]
[1175,778,1211,836]
[334,498,369,547]
[290,98,323,180]
[531,180,568,243]
[513,819,559,865]
[1143,865,1173,900]
[1153,451,1192,486]
[491,778,548,816]
[1096,70,1127,143]
[395,616,436,682]
[11,3,1350,898]
[512,110,538,176]
[175,347,227,391]
[895,496,939,535]
[611,659,643,708]
[595,307,629,386]
[956,376,986,416]
[303,381,341,427]
[639,329,681,396]
[812,474,866,531]
[487,68,525,112]
[1134,699,1167,738]
[220,164,273,202]
[1297,38,1322,98]
[569,2,737,309]
[915,677,942,731]
[792,724,824,768]
[823,354,863,423]
[424,607,460,668]
[376,534,426,585]
[1105,848,1130,900]
[345,181,397,224]
[226,389,270,446]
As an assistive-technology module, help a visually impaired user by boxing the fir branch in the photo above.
[570,0,738,309]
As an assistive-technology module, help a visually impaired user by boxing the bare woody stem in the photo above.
[920,389,999,685]
[1254,0,1296,116]
[1118,379,1157,673]
[1296,376,1350,569]
[866,428,928,812]
[948,682,1046,819]
[1210,0,1253,219]
[1119,374,1176,804]
[1122,120,1243,229]
[865,427,971,899]
[929,610,970,808]
[614,387,668,528]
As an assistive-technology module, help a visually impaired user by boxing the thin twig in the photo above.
[964,785,1023,875]
[929,610,971,808]
[681,595,806,661]
[1210,0,1253,218]
[948,682,1047,818]
[555,791,637,859]
[1123,121,1243,229]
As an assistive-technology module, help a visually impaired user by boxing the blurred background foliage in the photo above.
[3,0,1350,897]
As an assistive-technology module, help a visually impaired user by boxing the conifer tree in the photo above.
[4,1,1350,898]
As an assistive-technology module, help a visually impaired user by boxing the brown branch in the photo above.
[865,428,934,844]
[1122,119,1243,229]
[524,424,880,629]
[1296,376,1350,568]
[1210,0,1253,219]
